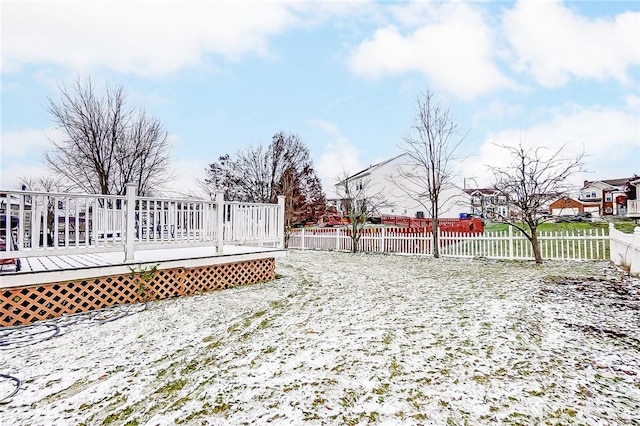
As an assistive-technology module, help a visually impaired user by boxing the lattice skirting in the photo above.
[1,258,275,327]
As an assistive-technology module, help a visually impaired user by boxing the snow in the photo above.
[1,250,639,425]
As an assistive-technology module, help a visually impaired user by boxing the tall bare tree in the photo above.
[205,131,326,220]
[392,91,466,258]
[334,172,389,253]
[490,142,585,264]
[44,77,173,195]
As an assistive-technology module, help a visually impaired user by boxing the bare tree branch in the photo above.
[489,141,585,264]
[44,76,174,195]
[391,91,466,257]
[334,171,391,253]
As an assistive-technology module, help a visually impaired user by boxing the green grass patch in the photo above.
[155,379,187,395]
[484,221,610,233]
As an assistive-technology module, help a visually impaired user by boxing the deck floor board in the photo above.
[0,245,285,288]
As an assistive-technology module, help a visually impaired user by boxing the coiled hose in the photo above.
[0,303,146,402]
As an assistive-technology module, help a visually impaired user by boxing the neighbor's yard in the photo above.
[483,219,637,234]
[1,251,639,425]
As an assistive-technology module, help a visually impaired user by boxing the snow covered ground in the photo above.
[1,250,639,425]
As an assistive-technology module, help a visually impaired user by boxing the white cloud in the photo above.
[309,119,364,197]
[463,105,640,187]
[0,128,62,158]
[0,163,53,190]
[503,0,640,86]
[471,100,524,126]
[626,95,640,108]
[348,3,514,100]
[1,1,297,75]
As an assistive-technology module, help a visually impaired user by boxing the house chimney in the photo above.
[583,180,589,187]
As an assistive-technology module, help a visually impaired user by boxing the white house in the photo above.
[627,177,640,219]
[580,176,638,216]
[463,188,510,219]
[336,154,468,219]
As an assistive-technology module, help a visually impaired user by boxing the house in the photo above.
[579,176,639,216]
[335,153,468,220]
[548,196,599,216]
[463,188,510,219]
[627,177,640,219]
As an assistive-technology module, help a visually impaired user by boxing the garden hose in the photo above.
[0,303,147,402]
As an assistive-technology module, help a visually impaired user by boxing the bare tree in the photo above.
[489,142,585,264]
[334,172,389,253]
[205,131,326,217]
[281,167,307,247]
[19,176,64,193]
[44,77,173,195]
[18,176,66,246]
[392,91,466,258]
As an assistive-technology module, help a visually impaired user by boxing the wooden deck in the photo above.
[0,245,286,288]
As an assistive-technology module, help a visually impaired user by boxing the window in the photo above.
[605,193,612,202]
[498,196,506,203]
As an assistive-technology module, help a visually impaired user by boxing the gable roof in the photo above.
[464,188,502,196]
[583,175,639,189]
[337,153,407,185]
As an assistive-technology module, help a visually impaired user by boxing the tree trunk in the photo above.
[530,230,543,264]
[351,231,359,253]
[432,217,440,258]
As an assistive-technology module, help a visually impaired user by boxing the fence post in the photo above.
[608,223,615,262]
[277,195,285,249]
[124,183,137,261]
[380,227,385,253]
[633,226,640,275]
[301,228,305,249]
[216,191,225,254]
[336,228,341,251]
[508,225,514,260]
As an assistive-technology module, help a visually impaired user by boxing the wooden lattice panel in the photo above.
[1,258,275,327]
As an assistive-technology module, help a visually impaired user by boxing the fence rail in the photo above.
[288,226,610,261]
[0,185,285,260]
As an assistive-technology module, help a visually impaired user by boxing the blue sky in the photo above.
[1,0,639,196]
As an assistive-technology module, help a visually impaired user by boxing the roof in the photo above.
[464,188,501,196]
[550,196,599,207]
[336,153,407,185]
[583,175,639,189]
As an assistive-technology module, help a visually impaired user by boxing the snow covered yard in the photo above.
[1,250,639,425]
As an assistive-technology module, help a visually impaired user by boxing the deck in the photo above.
[0,244,286,289]
[1,187,287,326]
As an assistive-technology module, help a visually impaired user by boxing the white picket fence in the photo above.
[288,226,610,261]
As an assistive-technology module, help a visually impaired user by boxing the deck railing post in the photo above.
[125,183,137,261]
[216,191,225,254]
[277,195,285,249]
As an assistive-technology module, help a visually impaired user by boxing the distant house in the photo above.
[463,188,510,219]
[627,177,640,219]
[336,153,468,220]
[579,176,639,216]
[548,196,599,216]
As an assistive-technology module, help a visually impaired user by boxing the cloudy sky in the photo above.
[1,0,639,196]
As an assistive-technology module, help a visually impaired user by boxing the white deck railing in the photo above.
[628,200,640,217]
[0,184,284,260]
[288,226,610,261]
[224,201,284,246]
